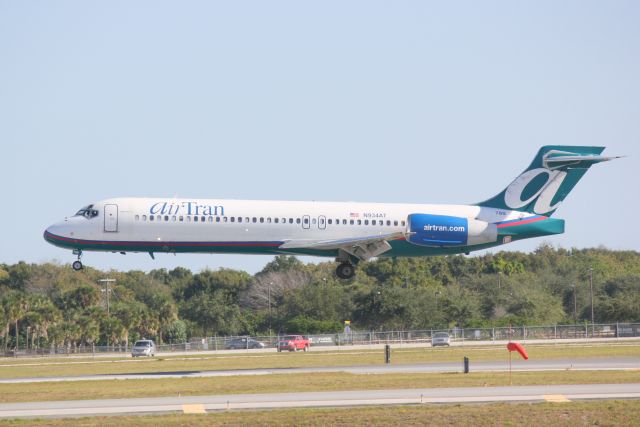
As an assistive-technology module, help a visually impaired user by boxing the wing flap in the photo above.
[279,232,404,260]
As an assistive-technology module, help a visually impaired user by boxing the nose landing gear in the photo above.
[72,249,83,271]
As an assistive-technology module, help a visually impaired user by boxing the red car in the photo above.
[276,335,310,352]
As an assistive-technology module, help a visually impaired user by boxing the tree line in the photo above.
[1,245,639,352]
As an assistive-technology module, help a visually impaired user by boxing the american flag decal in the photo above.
[350,212,359,218]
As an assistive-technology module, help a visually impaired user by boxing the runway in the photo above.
[1,357,638,384]
[1,383,639,418]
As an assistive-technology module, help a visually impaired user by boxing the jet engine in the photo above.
[406,214,497,247]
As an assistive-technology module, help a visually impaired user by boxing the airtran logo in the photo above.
[504,168,568,215]
[424,224,465,232]
[149,201,225,216]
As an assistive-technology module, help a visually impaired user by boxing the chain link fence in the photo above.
[4,322,639,358]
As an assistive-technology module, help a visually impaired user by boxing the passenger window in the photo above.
[252,217,257,223]
[142,215,147,221]
[238,217,243,223]
[394,220,398,226]
[357,220,362,225]
[267,218,272,223]
[401,220,406,226]
[135,215,140,221]
[350,219,354,225]
[343,219,347,225]
[201,216,206,222]
[328,219,332,225]
[186,216,191,222]
[230,217,235,222]
[296,218,301,224]
[282,217,286,223]
[303,218,309,224]
[179,216,183,222]
[173,216,177,222]
[150,215,154,221]
[312,218,316,225]
[364,220,369,225]
[245,217,250,223]
[223,217,228,222]
[372,220,376,225]
[387,220,391,226]
[260,217,264,223]
[165,215,169,222]
[216,216,221,223]
[194,216,198,222]
[289,218,294,224]
[208,216,213,222]
[274,218,279,223]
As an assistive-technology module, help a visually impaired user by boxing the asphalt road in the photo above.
[1,357,638,384]
[1,383,639,418]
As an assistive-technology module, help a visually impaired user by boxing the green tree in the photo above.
[163,319,187,343]
[112,301,145,349]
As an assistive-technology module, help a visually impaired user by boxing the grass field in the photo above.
[1,400,639,426]
[0,370,639,404]
[1,342,638,379]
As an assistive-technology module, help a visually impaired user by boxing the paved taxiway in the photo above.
[1,383,639,418]
[1,357,637,384]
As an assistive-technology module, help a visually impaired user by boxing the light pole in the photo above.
[98,279,115,316]
[589,267,594,335]
[571,284,577,324]
[98,279,116,348]
[268,282,272,336]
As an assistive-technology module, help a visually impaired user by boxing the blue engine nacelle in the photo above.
[406,214,497,247]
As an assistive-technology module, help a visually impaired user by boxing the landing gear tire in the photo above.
[72,261,83,271]
[336,262,356,280]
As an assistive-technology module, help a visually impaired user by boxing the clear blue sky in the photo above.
[1,1,638,274]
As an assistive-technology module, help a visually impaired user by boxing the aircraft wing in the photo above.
[279,231,404,261]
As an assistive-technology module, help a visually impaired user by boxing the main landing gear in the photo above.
[335,249,359,280]
[72,249,83,271]
[336,262,356,280]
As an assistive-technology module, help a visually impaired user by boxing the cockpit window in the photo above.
[75,204,98,219]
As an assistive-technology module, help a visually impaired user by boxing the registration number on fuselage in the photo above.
[362,212,387,218]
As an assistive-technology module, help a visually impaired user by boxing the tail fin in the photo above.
[478,146,620,216]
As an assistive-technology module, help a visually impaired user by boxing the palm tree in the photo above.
[150,295,177,344]
[112,301,144,350]
[24,294,60,350]
[76,314,100,349]
[2,291,28,351]
[0,302,6,352]
[100,316,125,350]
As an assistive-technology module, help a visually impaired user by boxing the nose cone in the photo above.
[44,221,71,248]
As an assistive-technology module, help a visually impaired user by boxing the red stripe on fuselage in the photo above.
[496,216,547,229]
[43,231,282,248]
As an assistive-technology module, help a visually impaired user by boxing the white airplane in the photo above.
[44,146,619,279]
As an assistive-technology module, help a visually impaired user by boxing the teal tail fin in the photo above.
[478,146,619,216]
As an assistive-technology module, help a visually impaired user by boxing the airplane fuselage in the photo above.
[44,197,561,258]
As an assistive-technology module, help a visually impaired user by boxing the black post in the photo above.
[463,356,469,374]
[385,344,391,364]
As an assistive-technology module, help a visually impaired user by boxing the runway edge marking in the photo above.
[182,404,206,414]
[543,394,571,403]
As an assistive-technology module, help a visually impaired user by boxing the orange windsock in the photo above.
[507,342,529,360]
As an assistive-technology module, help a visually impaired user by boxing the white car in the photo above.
[131,339,156,357]
[431,332,451,347]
